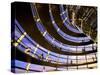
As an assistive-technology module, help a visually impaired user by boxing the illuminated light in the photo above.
[32,54,35,58]
[34,44,39,54]
[63,17,68,23]
[24,48,31,54]
[52,20,55,24]
[57,28,60,32]
[13,32,27,47]
[18,32,27,42]
[23,32,27,35]
[49,9,51,13]
[37,18,40,22]
[34,47,38,54]
[48,51,50,54]
[17,39,21,43]
[36,44,39,47]
[39,46,45,50]
[26,63,31,72]
[13,43,18,47]
[43,31,47,36]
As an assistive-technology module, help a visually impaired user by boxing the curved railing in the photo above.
[59,5,82,33]
[14,19,97,66]
[49,5,90,43]
[30,4,96,52]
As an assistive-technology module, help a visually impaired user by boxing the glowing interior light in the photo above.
[14,32,27,47]
[26,63,31,72]
[57,28,60,32]
[43,31,47,36]
[52,20,55,24]
[24,48,31,54]
[37,18,40,22]
[63,17,68,23]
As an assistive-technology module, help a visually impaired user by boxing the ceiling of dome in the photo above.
[11,2,97,73]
